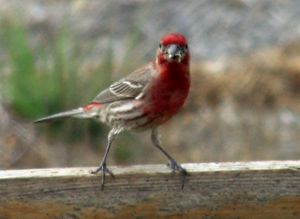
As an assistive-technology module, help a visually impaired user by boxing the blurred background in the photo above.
[1,0,300,169]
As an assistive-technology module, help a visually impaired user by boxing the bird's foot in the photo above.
[91,162,114,190]
[167,160,188,189]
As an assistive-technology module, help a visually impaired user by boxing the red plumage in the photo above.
[35,33,190,189]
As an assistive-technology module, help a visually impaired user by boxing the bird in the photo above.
[34,32,191,189]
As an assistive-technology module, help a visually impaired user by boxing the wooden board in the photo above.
[1,161,300,219]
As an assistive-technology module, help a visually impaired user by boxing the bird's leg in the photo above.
[151,128,187,189]
[91,128,121,190]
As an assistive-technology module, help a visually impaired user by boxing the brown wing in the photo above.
[92,63,155,104]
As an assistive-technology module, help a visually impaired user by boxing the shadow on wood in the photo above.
[1,161,300,219]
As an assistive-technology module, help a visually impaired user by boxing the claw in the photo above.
[91,163,114,190]
[167,160,188,189]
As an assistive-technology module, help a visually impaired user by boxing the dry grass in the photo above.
[190,40,300,111]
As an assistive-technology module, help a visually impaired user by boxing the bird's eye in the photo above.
[159,43,167,53]
[185,45,188,50]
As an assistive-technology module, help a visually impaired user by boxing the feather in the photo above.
[92,64,154,104]
[34,108,85,123]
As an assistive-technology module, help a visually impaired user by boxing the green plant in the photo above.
[0,18,113,142]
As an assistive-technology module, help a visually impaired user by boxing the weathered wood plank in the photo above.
[1,161,300,219]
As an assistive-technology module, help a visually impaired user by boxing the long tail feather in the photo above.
[34,103,102,123]
[34,108,85,123]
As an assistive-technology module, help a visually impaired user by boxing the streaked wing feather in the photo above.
[109,80,143,97]
[93,64,154,103]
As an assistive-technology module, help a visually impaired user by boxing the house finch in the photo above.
[35,32,190,189]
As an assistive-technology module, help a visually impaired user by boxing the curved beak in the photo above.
[166,44,184,62]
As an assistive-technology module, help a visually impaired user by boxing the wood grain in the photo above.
[1,161,300,219]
